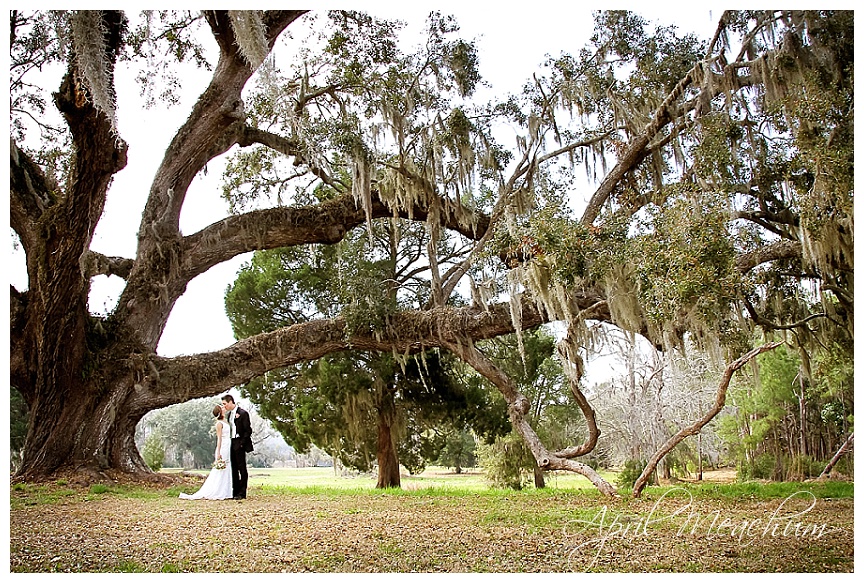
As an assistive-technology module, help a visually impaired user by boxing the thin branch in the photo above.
[237,125,347,190]
[819,432,853,479]
[742,297,833,332]
[632,341,782,497]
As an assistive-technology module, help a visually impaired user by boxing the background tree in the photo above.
[717,343,854,480]
[140,433,165,472]
[135,398,221,469]
[10,389,31,473]
[435,429,478,474]
[225,222,510,487]
[588,330,733,482]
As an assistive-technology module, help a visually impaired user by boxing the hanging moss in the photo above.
[227,10,269,70]
[70,11,118,134]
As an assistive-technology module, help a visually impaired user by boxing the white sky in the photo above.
[8,6,724,366]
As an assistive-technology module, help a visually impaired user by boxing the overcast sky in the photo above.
[8,6,725,375]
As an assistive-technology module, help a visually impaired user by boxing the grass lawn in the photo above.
[167,465,615,492]
[9,467,854,573]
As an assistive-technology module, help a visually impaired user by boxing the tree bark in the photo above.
[442,339,617,497]
[819,432,853,479]
[632,341,782,497]
[532,458,546,489]
[375,390,401,489]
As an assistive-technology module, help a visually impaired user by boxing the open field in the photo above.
[170,465,616,491]
[9,467,853,573]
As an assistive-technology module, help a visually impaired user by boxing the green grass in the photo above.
[236,466,618,495]
[637,480,854,500]
[12,467,853,507]
[9,483,78,507]
[113,560,147,573]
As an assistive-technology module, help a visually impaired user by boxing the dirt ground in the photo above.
[9,473,854,573]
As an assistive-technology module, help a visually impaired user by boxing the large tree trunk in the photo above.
[375,389,401,489]
[10,11,133,481]
[18,378,150,479]
[9,10,304,481]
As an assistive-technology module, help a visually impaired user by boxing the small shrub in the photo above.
[738,453,778,481]
[476,432,531,490]
[142,433,165,472]
[615,459,655,489]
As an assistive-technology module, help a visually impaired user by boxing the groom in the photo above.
[221,394,254,500]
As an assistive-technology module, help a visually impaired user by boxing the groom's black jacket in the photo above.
[233,406,254,453]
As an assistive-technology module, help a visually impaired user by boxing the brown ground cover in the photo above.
[9,473,853,573]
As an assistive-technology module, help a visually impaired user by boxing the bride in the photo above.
[179,404,233,500]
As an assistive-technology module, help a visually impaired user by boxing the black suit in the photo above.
[229,406,254,498]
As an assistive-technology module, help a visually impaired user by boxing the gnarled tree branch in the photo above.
[443,336,617,497]
[80,251,135,280]
[632,341,782,497]
[735,239,802,273]
[9,139,57,251]
[131,298,554,411]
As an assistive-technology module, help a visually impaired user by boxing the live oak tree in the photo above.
[10,10,852,498]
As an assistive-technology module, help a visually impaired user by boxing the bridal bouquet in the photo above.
[213,459,227,470]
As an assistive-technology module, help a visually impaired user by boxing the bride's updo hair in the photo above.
[212,405,224,420]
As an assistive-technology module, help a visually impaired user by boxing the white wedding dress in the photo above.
[179,420,233,500]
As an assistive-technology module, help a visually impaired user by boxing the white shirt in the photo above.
[228,409,237,438]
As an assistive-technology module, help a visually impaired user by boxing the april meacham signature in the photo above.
[564,488,833,569]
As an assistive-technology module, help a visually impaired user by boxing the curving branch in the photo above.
[138,10,306,238]
[443,337,617,497]
[742,297,832,332]
[180,191,492,282]
[114,10,308,347]
[632,341,782,497]
[735,239,802,274]
[551,378,600,459]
